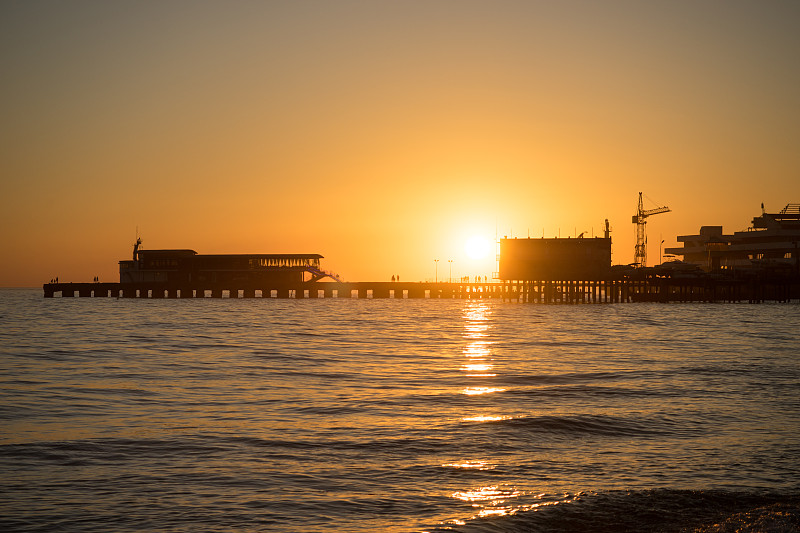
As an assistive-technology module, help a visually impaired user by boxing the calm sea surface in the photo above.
[1,288,799,532]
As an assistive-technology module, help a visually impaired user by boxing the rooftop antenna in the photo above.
[133,226,142,261]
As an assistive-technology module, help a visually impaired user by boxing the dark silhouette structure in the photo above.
[42,235,798,303]
[665,203,800,273]
[632,192,670,267]
[498,237,612,281]
[119,248,330,284]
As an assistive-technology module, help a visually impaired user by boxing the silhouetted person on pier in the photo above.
[391,275,395,282]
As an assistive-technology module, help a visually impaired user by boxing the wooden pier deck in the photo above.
[43,277,799,303]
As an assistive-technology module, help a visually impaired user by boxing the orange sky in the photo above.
[2,1,799,286]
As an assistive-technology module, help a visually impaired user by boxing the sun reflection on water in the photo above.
[447,486,572,524]
[462,342,491,358]
[452,485,518,502]
[441,460,496,470]
[450,485,523,518]
[461,415,509,422]
[461,302,496,383]
[459,301,506,414]
[463,323,489,337]
[451,302,523,520]
[461,386,506,396]
[463,363,492,372]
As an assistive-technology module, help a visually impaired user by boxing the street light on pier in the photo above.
[434,259,439,283]
[448,259,452,283]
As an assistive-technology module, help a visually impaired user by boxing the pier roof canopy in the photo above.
[138,249,198,256]
[196,253,323,259]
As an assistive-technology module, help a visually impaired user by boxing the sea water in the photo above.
[1,288,799,532]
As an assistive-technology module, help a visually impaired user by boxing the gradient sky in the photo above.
[2,0,799,286]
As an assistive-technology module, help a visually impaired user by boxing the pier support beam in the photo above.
[373,287,390,298]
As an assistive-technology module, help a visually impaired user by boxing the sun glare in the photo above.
[465,235,492,260]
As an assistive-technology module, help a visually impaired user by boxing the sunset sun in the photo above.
[464,235,493,260]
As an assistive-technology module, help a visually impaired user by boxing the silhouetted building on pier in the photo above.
[665,203,800,272]
[498,237,612,281]
[119,239,333,284]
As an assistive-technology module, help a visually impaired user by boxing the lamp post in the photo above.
[434,259,439,283]
[659,239,665,265]
[448,260,452,283]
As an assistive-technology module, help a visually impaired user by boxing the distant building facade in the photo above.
[498,237,612,281]
[664,203,800,272]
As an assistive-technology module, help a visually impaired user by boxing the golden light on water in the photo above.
[441,460,496,470]
[461,415,509,422]
[459,302,504,398]
[449,302,524,519]
[442,488,572,527]
[478,508,512,518]
[451,485,522,519]
[452,485,516,503]
[462,342,491,357]
[462,386,506,396]
[462,363,495,376]
[463,323,489,337]
[461,303,496,381]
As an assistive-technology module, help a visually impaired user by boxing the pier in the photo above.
[41,234,800,304]
[42,276,800,303]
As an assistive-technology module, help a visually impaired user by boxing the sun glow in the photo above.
[464,235,493,260]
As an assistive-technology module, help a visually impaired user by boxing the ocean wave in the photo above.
[458,413,702,439]
[425,489,800,533]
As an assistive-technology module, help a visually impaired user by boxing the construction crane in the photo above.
[632,192,670,267]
